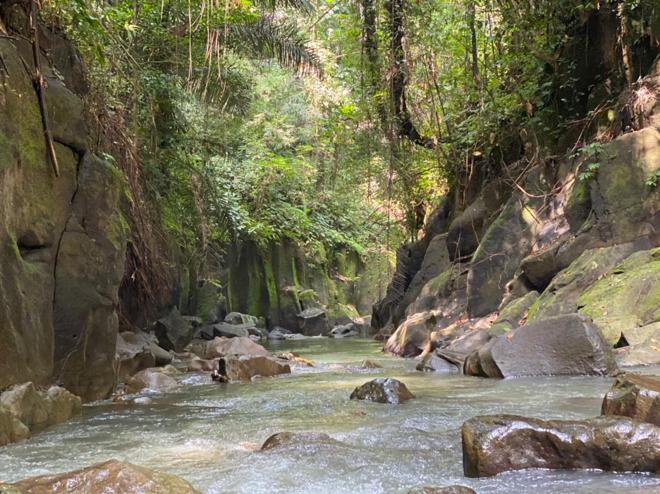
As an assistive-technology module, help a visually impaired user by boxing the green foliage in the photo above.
[646,170,660,188]
[578,163,601,182]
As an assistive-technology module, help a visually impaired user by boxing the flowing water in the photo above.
[1,338,659,493]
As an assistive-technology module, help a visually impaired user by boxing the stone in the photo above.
[217,356,291,382]
[116,331,157,381]
[416,353,460,373]
[125,368,179,394]
[205,337,270,359]
[267,327,292,340]
[189,357,220,372]
[462,415,660,477]
[296,307,329,336]
[617,332,660,367]
[528,241,651,323]
[0,383,51,430]
[446,197,489,261]
[275,352,315,367]
[407,487,475,494]
[52,153,128,402]
[329,323,358,338]
[467,196,535,317]
[11,459,200,493]
[602,374,660,426]
[360,359,382,369]
[489,291,538,335]
[154,307,194,353]
[465,314,618,378]
[0,407,30,447]
[44,386,82,426]
[384,312,436,358]
[224,312,258,325]
[577,248,660,345]
[350,378,414,404]
[209,322,252,339]
[260,431,336,450]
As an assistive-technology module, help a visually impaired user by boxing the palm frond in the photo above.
[216,15,322,76]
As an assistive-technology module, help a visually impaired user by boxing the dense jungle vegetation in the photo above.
[41,0,657,284]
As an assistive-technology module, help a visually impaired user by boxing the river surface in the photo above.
[1,338,659,493]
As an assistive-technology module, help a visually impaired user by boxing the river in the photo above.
[0,338,658,493]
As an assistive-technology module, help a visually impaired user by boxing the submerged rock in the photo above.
[602,374,660,426]
[360,359,382,369]
[218,356,290,382]
[275,352,315,367]
[205,336,270,359]
[465,314,618,378]
[260,431,336,450]
[350,378,414,404]
[10,459,200,493]
[461,414,660,477]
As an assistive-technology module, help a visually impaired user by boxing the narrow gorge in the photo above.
[0,0,658,493]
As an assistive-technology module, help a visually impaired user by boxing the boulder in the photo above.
[125,368,179,394]
[462,415,660,477]
[577,248,660,345]
[384,312,436,358]
[207,322,252,339]
[116,331,157,381]
[0,383,81,434]
[0,407,30,447]
[10,459,200,493]
[465,314,617,378]
[260,431,336,450]
[528,240,651,322]
[189,357,220,372]
[217,356,290,382]
[446,197,489,261]
[205,337,270,359]
[350,378,414,404]
[602,374,660,426]
[407,487,475,494]
[617,332,660,367]
[224,312,258,325]
[154,308,194,353]
[416,353,460,373]
[466,196,535,317]
[296,307,328,336]
[267,327,292,340]
[489,291,538,335]
[329,323,358,338]
[275,352,315,367]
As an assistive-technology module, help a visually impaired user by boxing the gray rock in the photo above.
[329,323,358,338]
[350,378,414,404]
[154,308,194,352]
[296,308,328,336]
[462,414,660,477]
[465,314,618,378]
[224,312,258,325]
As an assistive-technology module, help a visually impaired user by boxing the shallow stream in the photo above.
[1,338,659,493]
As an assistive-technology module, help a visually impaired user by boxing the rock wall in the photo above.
[376,56,660,366]
[0,4,127,400]
[223,240,388,330]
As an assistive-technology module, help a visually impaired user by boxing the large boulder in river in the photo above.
[350,378,414,404]
[124,368,179,394]
[576,248,660,345]
[296,307,329,336]
[384,311,436,357]
[461,414,660,477]
[601,374,660,426]
[10,459,200,493]
[218,355,290,382]
[205,336,270,359]
[260,431,337,450]
[154,308,195,352]
[116,331,158,381]
[465,314,617,378]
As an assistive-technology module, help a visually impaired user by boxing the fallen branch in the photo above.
[29,0,59,177]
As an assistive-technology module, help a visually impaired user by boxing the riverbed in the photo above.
[1,338,658,493]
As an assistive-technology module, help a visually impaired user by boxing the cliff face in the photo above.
[375,54,660,364]
[0,4,127,400]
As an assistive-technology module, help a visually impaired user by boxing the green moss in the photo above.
[262,254,280,324]
[577,248,660,344]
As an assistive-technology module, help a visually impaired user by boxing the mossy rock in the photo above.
[490,291,539,336]
[564,179,592,232]
[577,248,660,345]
